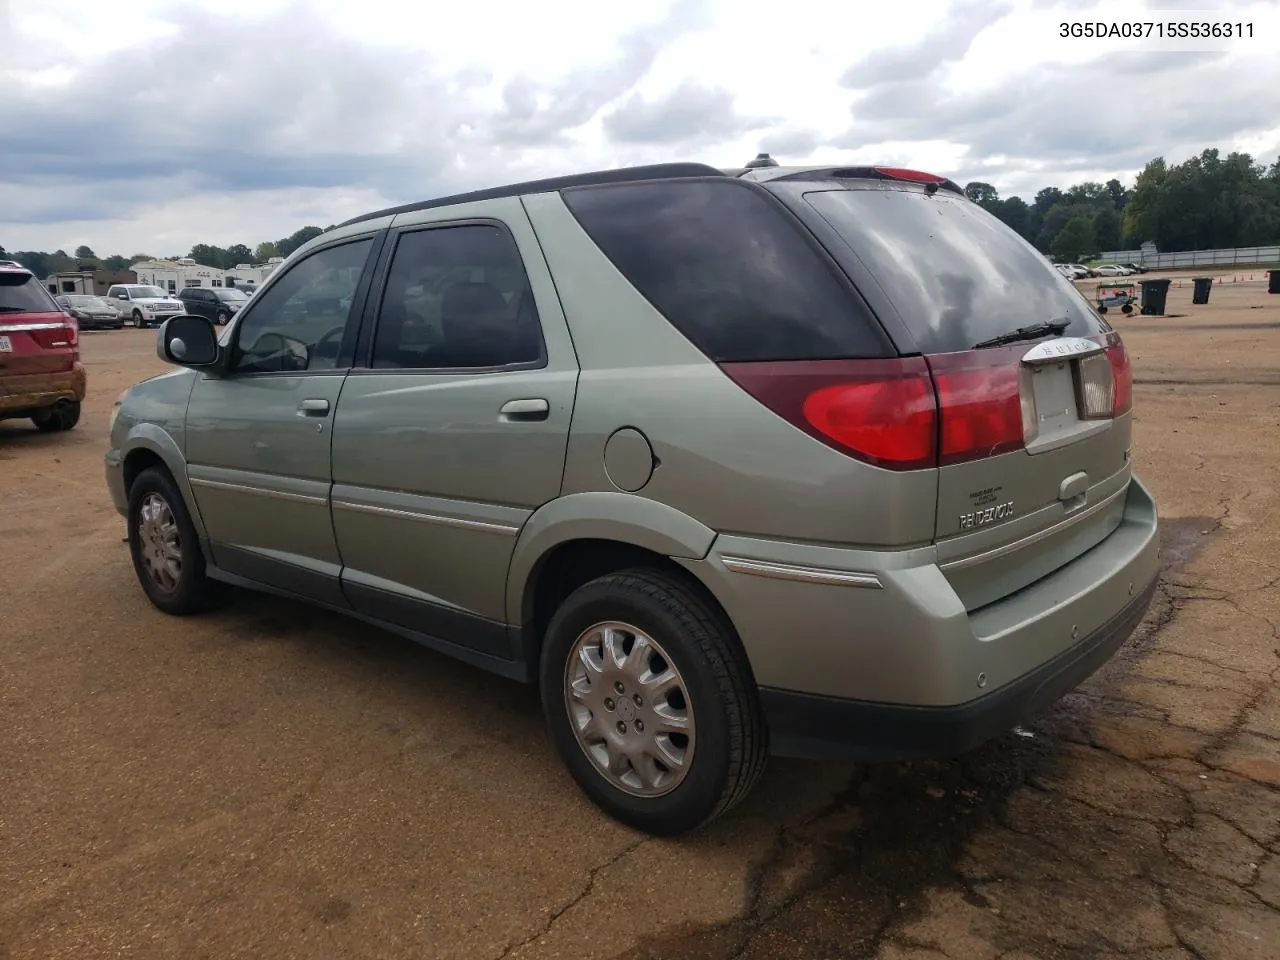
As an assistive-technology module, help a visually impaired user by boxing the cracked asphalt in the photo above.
[2,275,1278,959]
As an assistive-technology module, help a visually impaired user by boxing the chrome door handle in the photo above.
[499,398,549,421]
[297,398,330,416]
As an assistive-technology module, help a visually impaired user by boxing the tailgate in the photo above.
[931,335,1133,609]
[0,311,78,378]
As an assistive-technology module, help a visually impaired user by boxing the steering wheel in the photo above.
[313,325,346,360]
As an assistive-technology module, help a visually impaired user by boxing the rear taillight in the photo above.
[29,317,79,350]
[925,349,1028,466]
[1106,333,1132,416]
[720,358,938,470]
[722,336,1130,471]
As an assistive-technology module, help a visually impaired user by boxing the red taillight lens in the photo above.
[1106,334,1132,416]
[926,349,1027,466]
[872,166,947,184]
[29,318,79,350]
[720,358,939,471]
[802,376,937,468]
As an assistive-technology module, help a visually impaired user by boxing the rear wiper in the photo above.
[971,319,1069,350]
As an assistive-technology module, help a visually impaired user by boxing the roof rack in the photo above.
[338,162,728,228]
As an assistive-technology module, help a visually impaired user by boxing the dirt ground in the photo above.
[2,278,1278,960]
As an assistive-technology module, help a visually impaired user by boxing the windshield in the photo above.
[803,186,1109,354]
[129,285,168,299]
[63,295,106,308]
[216,288,249,301]
[0,271,61,313]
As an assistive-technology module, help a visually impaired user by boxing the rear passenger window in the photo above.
[369,225,544,370]
[562,179,889,362]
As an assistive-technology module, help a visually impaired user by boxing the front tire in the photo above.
[539,568,768,836]
[31,399,80,432]
[216,311,229,325]
[127,467,224,615]
[132,309,145,328]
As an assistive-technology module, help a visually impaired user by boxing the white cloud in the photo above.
[1,0,1277,256]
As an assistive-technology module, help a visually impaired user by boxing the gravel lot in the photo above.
[2,277,1278,959]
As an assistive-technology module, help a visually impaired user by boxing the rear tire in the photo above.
[539,568,768,836]
[127,466,224,615]
[216,311,229,325]
[31,400,80,432]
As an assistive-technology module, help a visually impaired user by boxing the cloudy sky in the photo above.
[3,0,1279,256]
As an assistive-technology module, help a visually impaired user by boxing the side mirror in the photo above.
[158,315,220,367]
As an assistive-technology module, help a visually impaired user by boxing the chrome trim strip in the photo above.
[940,483,1128,573]
[188,476,328,505]
[1,321,69,333]
[331,499,520,536]
[719,556,883,589]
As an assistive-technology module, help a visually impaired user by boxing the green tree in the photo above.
[74,244,96,259]
[103,254,130,271]
[225,243,253,266]
[187,243,229,269]
[276,226,324,257]
[1051,215,1096,261]
[965,181,999,206]
[1093,206,1122,252]
[1105,178,1126,210]
[992,196,1032,241]
[253,241,278,262]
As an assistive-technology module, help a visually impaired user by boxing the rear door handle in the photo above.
[499,398,549,422]
[297,398,330,416]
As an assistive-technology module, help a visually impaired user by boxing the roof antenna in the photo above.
[745,152,778,169]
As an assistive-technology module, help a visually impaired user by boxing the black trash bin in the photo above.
[1192,276,1213,304]
[1268,269,1280,294]
[1140,278,1172,315]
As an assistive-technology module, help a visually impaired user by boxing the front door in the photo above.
[329,201,578,661]
[184,234,380,607]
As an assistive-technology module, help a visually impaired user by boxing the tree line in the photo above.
[0,225,331,280]
[964,147,1280,261]
[4,145,1279,275]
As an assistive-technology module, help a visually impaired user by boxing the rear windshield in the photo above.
[804,187,1109,354]
[0,272,59,314]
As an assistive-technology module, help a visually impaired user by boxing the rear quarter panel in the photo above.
[520,192,937,549]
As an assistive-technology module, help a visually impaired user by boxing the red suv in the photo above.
[0,262,85,432]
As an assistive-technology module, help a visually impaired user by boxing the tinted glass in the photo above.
[804,187,1109,354]
[233,238,372,374]
[370,224,544,370]
[0,272,59,313]
[562,179,888,362]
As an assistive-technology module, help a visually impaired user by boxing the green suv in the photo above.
[105,162,1160,835]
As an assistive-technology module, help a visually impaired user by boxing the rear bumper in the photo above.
[759,574,1156,761]
[679,475,1161,761]
[0,363,87,415]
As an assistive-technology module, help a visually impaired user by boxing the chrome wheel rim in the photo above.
[564,621,696,798]
[137,492,182,592]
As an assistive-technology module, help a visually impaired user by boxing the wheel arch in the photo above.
[120,427,208,541]
[508,493,744,673]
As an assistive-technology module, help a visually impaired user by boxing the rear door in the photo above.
[791,182,1133,609]
[0,269,76,384]
[329,198,577,661]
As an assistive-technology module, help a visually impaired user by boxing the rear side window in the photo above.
[804,187,1109,355]
[562,179,889,362]
[0,272,59,313]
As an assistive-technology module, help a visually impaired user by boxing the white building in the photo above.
[132,257,226,294]
[223,257,285,289]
